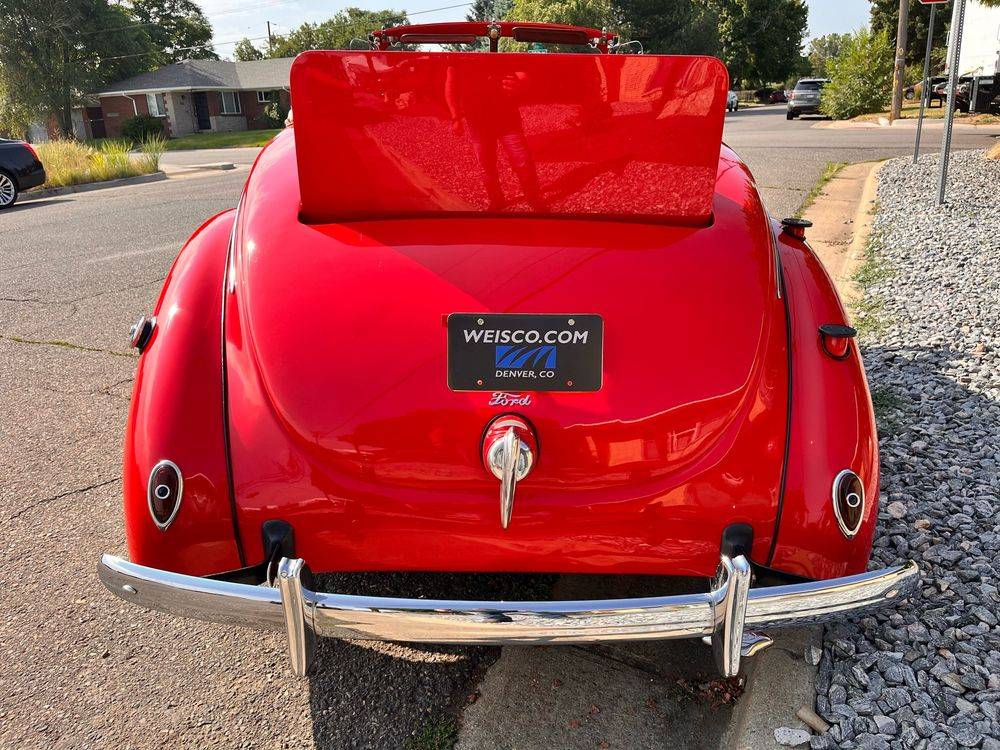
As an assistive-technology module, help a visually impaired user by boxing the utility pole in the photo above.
[890,0,911,122]
[267,21,274,55]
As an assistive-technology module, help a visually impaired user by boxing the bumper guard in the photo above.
[98,554,918,678]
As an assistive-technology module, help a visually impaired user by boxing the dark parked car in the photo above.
[770,89,788,104]
[0,139,46,208]
[787,78,829,119]
[905,76,948,104]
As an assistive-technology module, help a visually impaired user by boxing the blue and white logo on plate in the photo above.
[495,345,557,370]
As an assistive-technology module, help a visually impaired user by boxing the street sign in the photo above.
[917,1,948,4]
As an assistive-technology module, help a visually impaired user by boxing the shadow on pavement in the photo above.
[305,571,734,749]
[6,197,74,212]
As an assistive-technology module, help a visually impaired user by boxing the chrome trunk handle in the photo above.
[486,426,535,529]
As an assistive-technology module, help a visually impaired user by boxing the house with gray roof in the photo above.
[91,58,294,139]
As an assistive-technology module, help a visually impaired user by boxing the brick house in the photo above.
[93,58,294,139]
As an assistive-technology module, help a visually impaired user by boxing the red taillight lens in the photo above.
[21,141,40,162]
[147,460,183,530]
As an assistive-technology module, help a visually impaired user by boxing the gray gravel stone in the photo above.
[775,726,813,747]
[815,149,1000,750]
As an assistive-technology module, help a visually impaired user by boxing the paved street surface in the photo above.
[726,105,998,218]
[2,107,998,749]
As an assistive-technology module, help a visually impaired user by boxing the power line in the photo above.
[82,1,471,38]
[94,2,472,61]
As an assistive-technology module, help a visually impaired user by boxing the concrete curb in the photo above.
[21,171,167,202]
[722,629,824,750]
[817,118,998,131]
[165,162,237,173]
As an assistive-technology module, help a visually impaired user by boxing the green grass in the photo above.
[164,129,280,151]
[404,716,457,750]
[794,161,849,219]
[870,385,906,424]
[850,230,894,337]
[854,102,1000,125]
[5,335,134,358]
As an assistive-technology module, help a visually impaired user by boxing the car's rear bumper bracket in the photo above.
[97,553,918,678]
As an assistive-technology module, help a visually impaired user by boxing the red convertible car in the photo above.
[99,21,917,678]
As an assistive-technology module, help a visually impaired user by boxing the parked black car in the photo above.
[0,139,46,209]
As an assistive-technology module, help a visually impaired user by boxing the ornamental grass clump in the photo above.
[34,137,164,189]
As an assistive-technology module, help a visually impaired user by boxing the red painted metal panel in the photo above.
[124,211,242,576]
[290,51,728,225]
[768,229,880,578]
[219,135,789,577]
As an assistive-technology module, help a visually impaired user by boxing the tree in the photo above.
[233,38,264,61]
[807,33,849,77]
[708,0,809,88]
[613,0,719,55]
[126,0,216,63]
[504,0,620,30]
[869,0,946,69]
[467,0,514,21]
[0,0,157,136]
[267,7,407,57]
[0,68,36,138]
[820,27,894,120]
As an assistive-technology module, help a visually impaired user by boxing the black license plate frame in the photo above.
[447,313,603,392]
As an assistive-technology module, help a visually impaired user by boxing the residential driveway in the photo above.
[1,108,997,749]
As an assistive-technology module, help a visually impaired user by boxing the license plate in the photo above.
[447,313,603,392]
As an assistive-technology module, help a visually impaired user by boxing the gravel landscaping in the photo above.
[811,149,1000,750]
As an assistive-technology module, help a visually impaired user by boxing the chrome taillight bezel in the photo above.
[832,469,865,539]
[147,459,183,531]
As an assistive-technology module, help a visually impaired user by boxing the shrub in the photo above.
[256,99,290,129]
[121,114,164,142]
[821,28,894,120]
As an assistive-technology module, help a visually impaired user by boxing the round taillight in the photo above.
[147,460,183,530]
[832,470,865,538]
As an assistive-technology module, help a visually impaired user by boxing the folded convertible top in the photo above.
[290,50,728,225]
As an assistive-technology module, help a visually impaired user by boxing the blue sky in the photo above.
[199,0,873,58]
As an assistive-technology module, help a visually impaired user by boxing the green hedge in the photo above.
[121,114,165,142]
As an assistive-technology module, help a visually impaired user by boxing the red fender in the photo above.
[122,210,242,575]
[769,224,879,579]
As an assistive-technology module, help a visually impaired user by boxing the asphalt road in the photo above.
[725,104,998,217]
[3,106,998,749]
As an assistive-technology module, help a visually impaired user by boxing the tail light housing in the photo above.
[832,470,865,538]
[148,460,183,530]
[21,141,40,162]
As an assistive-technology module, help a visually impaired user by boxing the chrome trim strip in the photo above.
[146,460,183,531]
[99,555,918,650]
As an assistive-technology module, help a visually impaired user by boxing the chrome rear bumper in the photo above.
[98,554,918,678]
